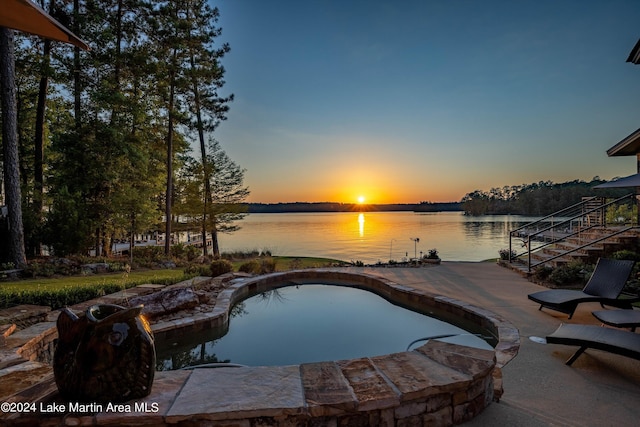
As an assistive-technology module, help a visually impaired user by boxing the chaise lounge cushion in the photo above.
[591,309,640,331]
[527,258,636,319]
[546,323,640,365]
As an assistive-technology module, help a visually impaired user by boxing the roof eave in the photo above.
[627,38,640,64]
[607,128,640,157]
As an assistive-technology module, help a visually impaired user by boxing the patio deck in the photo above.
[2,262,639,425]
[360,262,640,426]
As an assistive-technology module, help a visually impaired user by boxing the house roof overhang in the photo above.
[0,0,89,50]
[605,40,640,157]
[606,128,640,157]
[627,38,640,64]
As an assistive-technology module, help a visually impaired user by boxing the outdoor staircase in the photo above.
[508,194,640,273]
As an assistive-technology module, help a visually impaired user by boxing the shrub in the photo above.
[498,248,517,261]
[184,264,212,276]
[171,243,201,261]
[133,246,165,263]
[533,265,552,281]
[222,249,264,260]
[0,262,16,270]
[610,250,640,261]
[0,286,113,310]
[549,261,588,287]
[239,260,261,274]
[606,204,636,224]
[426,248,439,259]
[238,258,276,274]
[288,258,303,270]
[260,257,276,273]
[18,258,83,278]
[210,259,233,277]
[0,273,198,310]
[107,262,129,272]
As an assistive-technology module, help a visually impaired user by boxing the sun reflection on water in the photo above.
[358,213,365,237]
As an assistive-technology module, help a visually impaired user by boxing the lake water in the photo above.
[217,211,538,264]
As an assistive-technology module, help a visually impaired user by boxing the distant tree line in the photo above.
[0,0,248,265]
[246,202,462,213]
[460,177,631,216]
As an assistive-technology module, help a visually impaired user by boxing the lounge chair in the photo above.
[527,258,636,319]
[546,323,640,365]
[592,309,640,332]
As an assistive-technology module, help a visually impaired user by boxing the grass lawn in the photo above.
[0,269,188,292]
[0,256,346,292]
[0,257,347,310]
[242,256,347,271]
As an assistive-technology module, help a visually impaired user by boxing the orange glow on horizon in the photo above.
[327,186,392,205]
[243,161,469,204]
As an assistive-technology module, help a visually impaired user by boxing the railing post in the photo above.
[527,235,531,272]
[509,232,513,263]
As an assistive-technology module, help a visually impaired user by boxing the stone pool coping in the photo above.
[153,269,519,371]
[1,269,520,426]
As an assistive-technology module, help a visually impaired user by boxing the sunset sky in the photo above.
[214,0,640,204]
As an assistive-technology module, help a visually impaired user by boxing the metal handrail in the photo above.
[508,195,600,235]
[528,226,636,270]
[509,193,636,271]
[512,222,601,260]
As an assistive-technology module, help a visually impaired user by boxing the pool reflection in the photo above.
[155,284,493,370]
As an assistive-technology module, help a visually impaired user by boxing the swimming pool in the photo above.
[144,269,518,425]
[156,281,495,370]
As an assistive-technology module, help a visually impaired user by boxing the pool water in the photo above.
[156,284,493,370]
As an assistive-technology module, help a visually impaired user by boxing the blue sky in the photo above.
[213,0,640,203]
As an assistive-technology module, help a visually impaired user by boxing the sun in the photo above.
[357,195,366,204]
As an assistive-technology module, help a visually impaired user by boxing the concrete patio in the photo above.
[359,262,640,426]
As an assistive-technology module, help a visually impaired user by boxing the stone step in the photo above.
[0,360,53,402]
[2,322,57,364]
[530,252,584,269]
[538,251,592,265]
[533,249,588,262]
[0,323,17,348]
[3,322,56,350]
[0,305,51,328]
[0,348,28,370]
[553,241,604,253]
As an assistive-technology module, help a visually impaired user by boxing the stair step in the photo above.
[3,322,56,351]
[554,241,603,251]
[541,246,594,256]
[0,361,52,402]
[530,251,590,269]
[534,250,589,261]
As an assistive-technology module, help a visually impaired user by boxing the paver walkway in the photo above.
[359,262,640,426]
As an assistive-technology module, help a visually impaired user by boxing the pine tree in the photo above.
[183,0,233,256]
[0,28,27,267]
[45,0,164,256]
[175,139,249,257]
